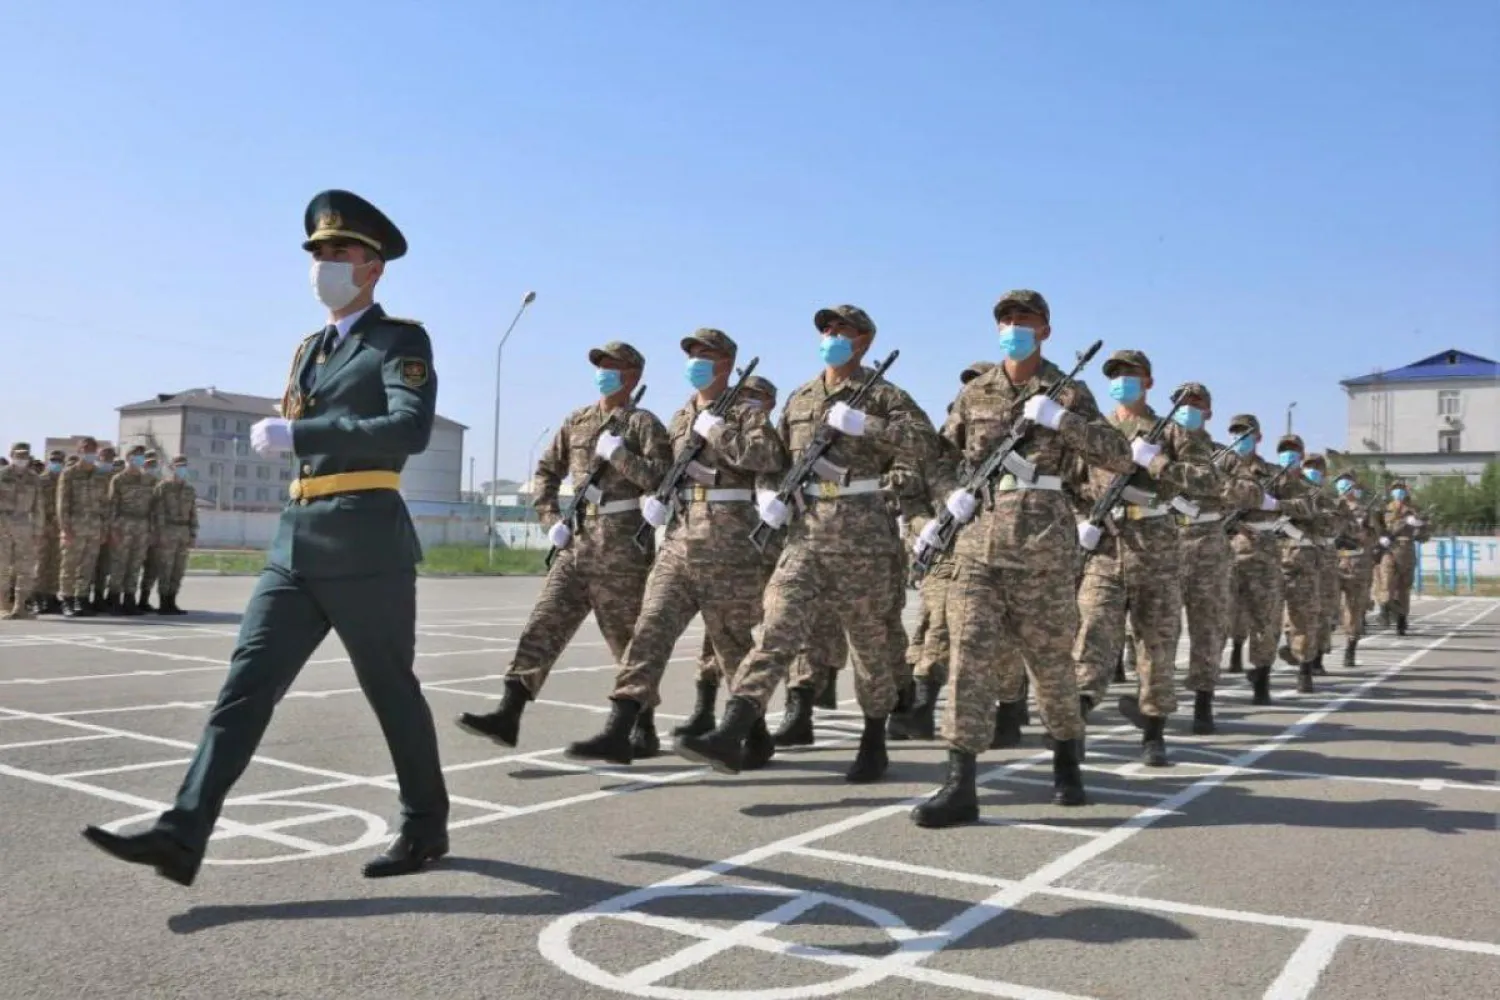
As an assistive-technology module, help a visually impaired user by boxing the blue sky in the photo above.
[2,1,1495,486]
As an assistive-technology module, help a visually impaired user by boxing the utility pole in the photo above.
[489,290,538,563]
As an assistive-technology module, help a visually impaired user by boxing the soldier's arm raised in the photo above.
[609,410,673,491]
[1147,423,1221,500]
[1055,383,1135,476]
[704,401,787,474]
[755,405,795,494]
[290,324,436,457]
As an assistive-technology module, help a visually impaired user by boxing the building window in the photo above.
[256,488,270,502]
[1438,430,1461,453]
[280,469,293,481]
[235,439,249,456]
[208,462,222,477]
[1437,390,1460,416]
[233,486,246,502]
[187,422,203,435]
[237,419,250,433]
[186,445,201,457]
[256,465,270,480]
[210,439,226,454]
[211,416,226,431]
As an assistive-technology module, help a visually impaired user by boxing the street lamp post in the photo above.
[525,425,550,546]
[489,290,538,564]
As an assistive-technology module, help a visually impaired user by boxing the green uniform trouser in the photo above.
[155,565,449,853]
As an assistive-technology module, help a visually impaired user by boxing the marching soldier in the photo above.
[1332,470,1382,666]
[911,289,1136,824]
[456,341,672,749]
[1072,352,1230,767]
[84,188,453,883]
[1299,453,1347,674]
[1272,435,1339,693]
[150,456,199,614]
[567,329,787,765]
[0,444,45,620]
[1377,479,1429,634]
[677,304,936,782]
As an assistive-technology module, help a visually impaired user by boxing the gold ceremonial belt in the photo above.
[288,471,401,501]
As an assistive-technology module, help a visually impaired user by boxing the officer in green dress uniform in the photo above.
[81,189,451,885]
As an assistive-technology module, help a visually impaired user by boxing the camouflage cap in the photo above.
[1226,413,1260,434]
[1178,382,1211,407]
[992,289,1050,323]
[143,449,158,459]
[127,444,146,457]
[98,446,117,459]
[78,436,98,450]
[1102,349,1152,378]
[813,304,876,336]
[1334,468,1358,482]
[29,459,43,471]
[1277,433,1305,453]
[10,441,30,456]
[171,455,189,466]
[588,340,645,370]
[47,449,64,460]
[1389,478,1408,489]
[1303,452,1327,468]
[742,375,777,399]
[961,360,997,384]
[680,328,737,356]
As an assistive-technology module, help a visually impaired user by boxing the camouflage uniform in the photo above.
[911,290,1136,826]
[30,450,64,614]
[1332,473,1383,665]
[91,449,121,609]
[137,453,163,610]
[1073,353,1228,766]
[107,446,156,614]
[1166,385,1266,734]
[677,304,937,783]
[567,330,788,766]
[1272,435,1344,693]
[1377,480,1428,633]
[1299,454,1352,671]
[150,456,199,614]
[0,444,45,619]
[457,341,671,750]
[57,442,110,617]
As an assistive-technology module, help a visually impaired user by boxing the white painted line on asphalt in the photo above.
[1262,927,1347,1000]
[55,757,192,779]
[0,733,118,751]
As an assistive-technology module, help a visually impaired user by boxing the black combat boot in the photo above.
[990,700,1024,749]
[1043,695,1093,760]
[815,675,839,710]
[1343,637,1357,668]
[159,592,186,615]
[771,685,815,747]
[1192,690,1214,735]
[742,714,775,770]
[887,675,939,741]
[73,595,96,617]
[1141,716,1168,767]
[910,748,979,827]
[1310,652,1327,676]
[672,676,718,738]
[137,586,154,613]
[61,595,78,618]
[1112,648,1128,683]
[845,716,889,783]
[1378,602,1392,627]
[1396,613,1407,636]
[1228,639,1244,673]
[631,706,660,759]
[675,695,760,774]
[1250,665,1272,705]
[455,678,532,747]
[565,698,643,765]
[1052,738,1087,806]
[120,593,140,616]
[1297,662,1315,694]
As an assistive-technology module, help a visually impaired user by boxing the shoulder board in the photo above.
[382,315,424,327]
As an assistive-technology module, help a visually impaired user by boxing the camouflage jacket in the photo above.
[0,465,44,530]
[108,469,156,521]
[1382,499,1431,549]
[38,471,60,527]
[152,480,199,540]
[660,392,787,563]
[1336,491,1385,551]
[1171,429,1268,518]
[932,356,1134,569]
[761,363,938,556]
[57,462,109,532]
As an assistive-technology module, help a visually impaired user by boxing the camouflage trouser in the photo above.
[1383,544,1417,616]
[93,539,113,595]
[945,551,1085,753]
[786,612,848,692]
[728,546,907,718]
[60,521,104,598]
[1075,527,1184,717]
[506,548,650,697]
[109,518,151,597]
[1229,531,1285,668]
[34,524,60,596]
[914,562,953,682]
[155,529,193,595]
[612,545,764,709]
[905,601,930,666]
[1279,542,1323,664]
[1317,545,1341,653]
[1337,550,1373,639]
[1178,522,1232,693]
[0,521,39,605]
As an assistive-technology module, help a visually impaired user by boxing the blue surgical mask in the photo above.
[997,324,1037,362]
[129,455,145,468]
[1108,376,1143,404]
[1391,488,1407,501]
[1231,435,1255,457]
[82,454,97,466]
[1173,406,1204,431]
[819,335,854,367]
[171,467,186,479]
[1335,479,1353,495]
[594,368,623,396]
[47,461,62,474]
[1277,450,1299,468]
[1304,468,1324,485]
[685,357,716,390]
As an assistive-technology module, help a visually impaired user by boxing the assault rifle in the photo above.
[1079,384,1191,560]
[910,339,1102,578]
[1162,427,1255,520]
[748,350,899,553]
[632,357,760,552]
[1220,458,1298,538]
[545,383,647,569]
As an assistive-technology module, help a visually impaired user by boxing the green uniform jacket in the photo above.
[273,304,436,578]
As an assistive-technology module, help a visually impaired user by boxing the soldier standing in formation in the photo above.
[1071,351,1224,767]
[1332,470,1382,666]
[0,443,45,620]
[57,438,108,617]
[90,446,120,611]
[1375,479,1428,635]
[26,449,64,615]
[457,341,672,750]
[106,444,156,615]
[148,456,199,614]
[912,290,1135,823]
[678,304,935,782]
[567,329,787,765]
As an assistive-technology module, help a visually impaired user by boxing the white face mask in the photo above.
[310,260,366,311]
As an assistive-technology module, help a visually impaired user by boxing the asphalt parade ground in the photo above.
[1,577,1495,1000]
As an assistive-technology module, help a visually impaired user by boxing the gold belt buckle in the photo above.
[585,502,598,516]
[818,481,840,500]
[692,485,708,502]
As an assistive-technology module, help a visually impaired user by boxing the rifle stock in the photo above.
[544,383,648,569]
[1077,385,1191,560]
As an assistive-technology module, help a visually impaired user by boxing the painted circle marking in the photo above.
[104,798,390,864]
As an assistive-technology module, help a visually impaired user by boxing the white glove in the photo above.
[945,489,977,523]
[915,520,943,555]
[1130,437,1161,469]
[692,411,724,439]
[548,522,572,548]
[1260,492,1279,511]
[1077,521,1102,551]
[1023,396,1065,430]
[1379,535,1391,547]
[641,496,670,526]
[595,432,623,462]
[1404,515,1422,527]
[250,418,292,455]
[756,488,777,509]
[826,402,866,436]
[758,494,790,528]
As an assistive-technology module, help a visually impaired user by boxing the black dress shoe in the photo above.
[81,825,200,886]
[362,833,449,878]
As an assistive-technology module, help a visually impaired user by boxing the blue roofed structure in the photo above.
[1340,349,1498,387]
